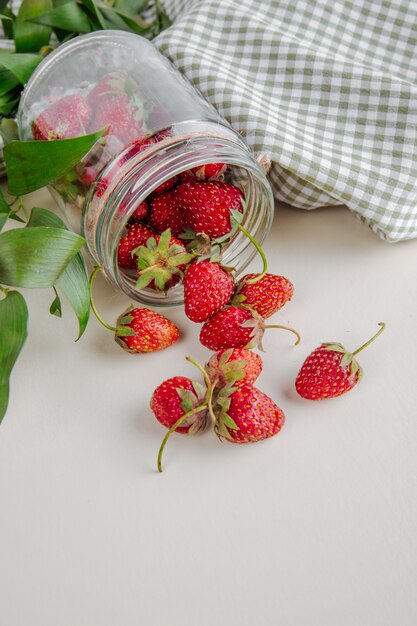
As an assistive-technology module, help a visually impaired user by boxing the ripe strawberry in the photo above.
[200,306,300,351]
[183,260,234,322]
[213,384,285,443]
[129,199,149,223]
[153,176,178,195]
[176,180,243,239]
[117,223,155,269]
[115,307,179,353]
[149,189,186,236]
[87,72,145,143]
[295,323,385,400]
[190,163,227,180]
[151,376,209,434]
[135,229,194,291]
[33,94,91,140]
[206,348,263,388]
[235,273,294,319]
[200,307,254,350]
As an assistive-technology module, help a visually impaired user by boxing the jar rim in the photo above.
[83,123,274,307]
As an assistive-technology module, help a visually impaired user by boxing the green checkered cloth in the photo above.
[154,0,417,242]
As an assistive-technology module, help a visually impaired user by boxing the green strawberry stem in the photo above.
[264,324,301,345]
[352,322,385,356]
[89,265,118,332]
[185,356,217,425]
[234,222,267,283]
[157,356,215,473]
[157,402,208,473]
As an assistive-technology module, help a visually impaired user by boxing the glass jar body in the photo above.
[18,31,274,306]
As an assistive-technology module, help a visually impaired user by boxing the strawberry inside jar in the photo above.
[18,31,273,306]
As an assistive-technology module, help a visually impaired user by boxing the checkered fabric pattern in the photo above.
[154,0,417,241]
[3,1,417,241]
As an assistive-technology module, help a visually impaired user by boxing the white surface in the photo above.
[1,188,417,626]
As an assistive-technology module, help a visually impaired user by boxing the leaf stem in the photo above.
[157,403,208,473]
[89,265,117,332]
[235,222,267,283]
[352,322,386,356]
[264,324,301,345]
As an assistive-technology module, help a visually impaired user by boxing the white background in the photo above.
[1,188,417,626]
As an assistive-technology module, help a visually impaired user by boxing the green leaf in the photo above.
[80,0,106,29]
[0,290,28,423]
[4,127,106,196]
[49,288,62,317]
[0,226,84,288]
[31,3,92,33]
[101,6,150,34]
[177,388,195,413]
[0,118,18,145]
[114,0,149,14]
[0,7,15,39]
[26,207,90,338]
[14,0,53,53]
[0,188,10,231]
[0,52,42,83]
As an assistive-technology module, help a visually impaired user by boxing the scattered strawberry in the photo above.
[134,229,194,291]
[213,383,285,443]
[115,307,180,354]
[117,223,155,270]
[150,376,209,434]
[88,72,145,144]
[183,260,234,322]
[206,348,263,388]
[176,180,243,239]
[235,273,294,319]
[200,306,300,351]
[295,322,385,400]
[149,189,186,236]
[33,94,91,140]
[190,163,227,180]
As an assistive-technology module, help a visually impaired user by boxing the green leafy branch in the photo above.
[0,128,106,423]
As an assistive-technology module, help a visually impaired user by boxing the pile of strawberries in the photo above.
[33,72,386,472]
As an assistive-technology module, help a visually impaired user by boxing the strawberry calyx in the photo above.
[321,343,363,382]
[240,311,301,351]
[157,356,214,472]
[114,305,140,338]
[211,382,240,440]
[133,228,195,292]
[205,348,248,388]
[175,380,209,434]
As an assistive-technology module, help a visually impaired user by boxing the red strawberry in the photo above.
[183,260,234,322]
[176,180,243,239]
[200,306,300,351]
[153,176,178,195]
[88,72,145,144]
[135,229,194,292]
[213,384,285,443]
[129,199,149,223]
[200,307,254,350]
[206,348,263,388]
[149,190,186,236]
[235,273,294,319]
[190,163,227,180]
[117,223,155,269]
[33,94,91,140]
[151,376,209,434]
[115,307,179,353]
[295,323,385,400]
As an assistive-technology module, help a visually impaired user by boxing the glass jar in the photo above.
[18,31,274,307]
